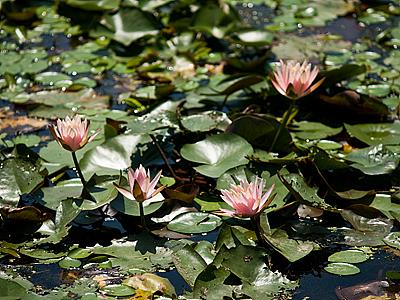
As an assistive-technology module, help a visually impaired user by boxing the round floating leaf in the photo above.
[68,248,92,259]
[0,157,45,207]
[226,115,292,153]
[65,0,120,10]
[263,228,316,262]
[345,123,400,146]
[80,134,150,178]
[101,284,135,297]
[383,232,400,249]
[75,175,119,211]
[59,257,82,269]
[180,133,253,178]
[324,262,360,276]
[328,250,369,264]
[167,212,222,234]
[0,274,31,298]
[292,121,342,140]
[41,179,82,210]
[180,111,230,132]
[100,8,160,46]
[63,62,92,74]
[172,244,207,287]
[345,144,400,175]
[111,194,164,216]
[35,72,71,85]
[357,84,391,97]
[19,248,67,260]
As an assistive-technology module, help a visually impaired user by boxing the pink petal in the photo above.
[127,168,136,195]
[114,184,136,201]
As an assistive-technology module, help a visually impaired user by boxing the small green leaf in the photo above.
[101,284,135,297]
[324,262,360,276]
[59,257,82,269]
[167,212,222,234]
[328,250,369,264]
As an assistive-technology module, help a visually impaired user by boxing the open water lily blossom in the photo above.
[114,165,164,203]
[50,115,99,152]
[271,60,324,100]
[217,177,275,218]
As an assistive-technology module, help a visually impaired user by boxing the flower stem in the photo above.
[71,151,92,200]
[149,134,180,182]
[72,151,87,186]
[139,202,146,229]
[250,216,265,246]
[269,102,295,152]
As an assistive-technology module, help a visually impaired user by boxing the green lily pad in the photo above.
[100,8,160,46]
[111,194,164,216]
[65,0,120,11]
[172,244,207,287]
[180,111,230,132]
[345,144,400,175]
[180,133,253,178]
[68,248,92,259]
[383,232,400,250]
[80,134,150,178]
[59,257,82,269]
[262,228,316,262]
[279,172,334,211]
[35,72,71,85]
[345,123,400,146]
[0,156,45,207]
[100,284,135,297]
[167,212,222,234]
[328,250,369,264]
[226,115,292,153]
[324,262,360,276]
[292,121,342,140]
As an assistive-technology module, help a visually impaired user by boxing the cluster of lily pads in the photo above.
[1,0,400,299]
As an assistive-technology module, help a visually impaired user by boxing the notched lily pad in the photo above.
[180,133,253,178]
[167,212,222,234]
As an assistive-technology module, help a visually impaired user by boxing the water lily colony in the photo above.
[50,60,321,242]
[1,0,400,299]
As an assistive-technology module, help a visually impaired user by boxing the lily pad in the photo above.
[328,250,369,264]
[80,134,150,178]
[100,8,160,46]
[167,212,222,234]
[111,194,164,216]
[324,262,360,276]
[180,133,253,178]
[292,121,342,140]
[345,144,400,175]
[345,123,400,146]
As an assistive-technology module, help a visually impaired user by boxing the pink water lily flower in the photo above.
[217,177,275,218]
[50,115,99,152]
[271,60,324,100]
[114,165,164,203]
